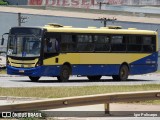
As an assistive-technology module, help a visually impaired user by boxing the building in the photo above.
[5,0,160,6]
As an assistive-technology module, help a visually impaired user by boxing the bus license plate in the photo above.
[19,70,24,73]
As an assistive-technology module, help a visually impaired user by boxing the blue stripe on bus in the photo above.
[129,52,158,75]
[129,64,157,75]
[7,64,157,77]
[7,64,120,76]
[72,64,119,76]
[7,52,158,77]
[131,52,158,65]
[7,65,60,77]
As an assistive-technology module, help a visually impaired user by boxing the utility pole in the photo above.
[97,2,110,10]
[18,13,29,26]
[94,17,117,27]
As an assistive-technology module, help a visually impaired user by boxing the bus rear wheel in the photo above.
[87,75,102,81]
[112,64,129,81]
[57,65,71,82]
[29,76,40,82]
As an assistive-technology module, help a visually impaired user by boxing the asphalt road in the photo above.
[0,73,160,87]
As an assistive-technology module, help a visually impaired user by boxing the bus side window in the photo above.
[77,35,94,52]
[94,35,110,52]
[142,36,155,52]
[61,34,76,52]
[127,36,142,52]
[111,35,126,52]
[44,38,58,53]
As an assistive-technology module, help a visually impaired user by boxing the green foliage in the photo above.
[0,0,8,5]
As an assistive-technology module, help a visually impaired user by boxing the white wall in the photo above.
[6,0,160,6]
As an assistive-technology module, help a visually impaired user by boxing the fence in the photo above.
[0,90,159,114]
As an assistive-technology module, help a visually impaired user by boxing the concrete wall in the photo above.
[5,0,160,6]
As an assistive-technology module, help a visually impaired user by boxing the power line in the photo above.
[94,17,117,27]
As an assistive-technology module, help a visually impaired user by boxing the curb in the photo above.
[0,96,47,101]
[0,74,22,77]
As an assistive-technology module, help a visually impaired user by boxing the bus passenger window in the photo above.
[44,38,58,53]
[61,34,76,52]
[77,35,94,52]
[127,36,142,52]
[111,36,123,44]
[111,36,126,52]
[94,35,110,52]
[142,36,155,52]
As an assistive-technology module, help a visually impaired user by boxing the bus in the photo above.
[0,51,6,68]
[5,23,158,82]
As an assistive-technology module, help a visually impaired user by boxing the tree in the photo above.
[0,0,8,5]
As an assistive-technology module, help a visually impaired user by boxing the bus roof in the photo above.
[10,25,157,36]
[43,24,157,35]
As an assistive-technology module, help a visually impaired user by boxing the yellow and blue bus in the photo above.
[5,23,158,82]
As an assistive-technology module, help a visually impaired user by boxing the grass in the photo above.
[156,70,160,73]
[0,85,159,120]
[0,69,160,104]
[0,84,160,104]
[0,84,160,98]
[0,69,6,74]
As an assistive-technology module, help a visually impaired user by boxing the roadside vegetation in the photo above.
[0,69,160,104]
[0,84,160,104]
[0,69,6,74]
[156,70,160,73]
[0,0,8,5]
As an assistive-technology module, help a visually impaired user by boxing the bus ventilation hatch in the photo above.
[47,23,63,28]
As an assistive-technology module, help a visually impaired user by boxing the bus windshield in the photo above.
[7,35,41,57]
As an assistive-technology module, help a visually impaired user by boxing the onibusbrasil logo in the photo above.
[1,112,43,118]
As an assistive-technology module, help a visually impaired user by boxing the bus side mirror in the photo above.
[1,33,9,45]
[1,38,4,45]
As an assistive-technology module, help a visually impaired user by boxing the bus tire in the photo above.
[57,65,71,82]
[112,64,129,81]
[87,75,102,81]
[29,76,40,82]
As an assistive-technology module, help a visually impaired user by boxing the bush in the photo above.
[0,0,8,5]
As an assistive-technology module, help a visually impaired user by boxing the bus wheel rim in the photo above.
[121,67,127,79]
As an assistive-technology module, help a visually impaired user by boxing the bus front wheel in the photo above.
[29,76,40,82]
[112,64,129,81]
[87,76,102,81]
[57,65,71,82]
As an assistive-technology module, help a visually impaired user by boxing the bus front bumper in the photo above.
[7,65,60,77]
